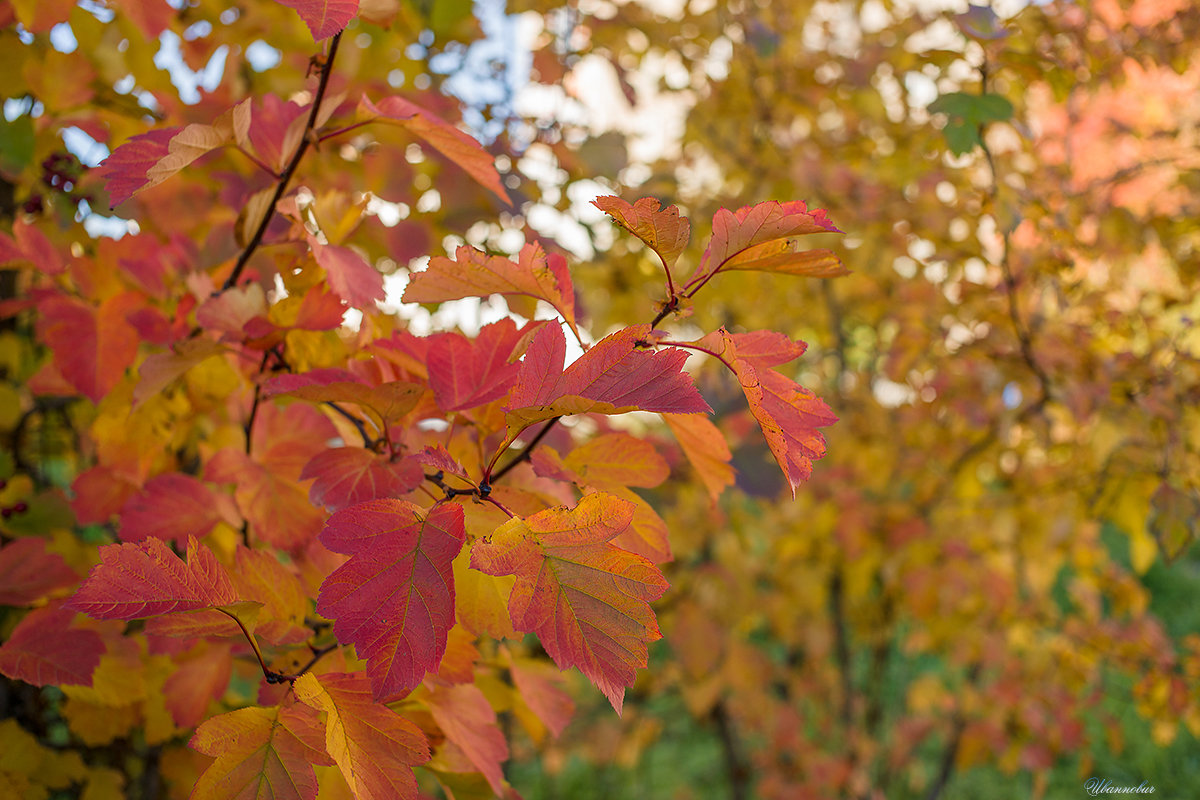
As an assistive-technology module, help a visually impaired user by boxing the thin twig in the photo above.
[223,32,343,291]
[490,418,559,484]
[325,401,375,448]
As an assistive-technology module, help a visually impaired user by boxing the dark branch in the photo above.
[490,418,559,484]
[223,32,343,291]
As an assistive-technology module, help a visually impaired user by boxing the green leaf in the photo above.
[943,122,981,156]
[929,92,1014,126]
[0,114,34,178]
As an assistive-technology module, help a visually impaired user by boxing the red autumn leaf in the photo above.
[414,444,469,479]
[359,95,508,202]
[0,604,104,687]
[109,0,175,38]
[510,657,575,739]
[118,473,239,546]
[593,195,690,271]
[316,502,466,701]
[190,703,332,800]
[13,218,66,275]
[0,538,80,605]
[506,323,710,429]
[98,116,242,206]
[662,413,735,502]
[469,493,669,714]
[67,536,238,620]
[711,329,837,497]
[274,0,359,40]
[685,200,842,290]
[294,671,429,800]
[426,319,532,412]
[425,682,509,796]
[403,243,575,337]
[69,468,136,525]
[300,447,423,511]
[289,284,348,330]
[95,127,178,207]
[308,235,385,310]
[36,292,141,403]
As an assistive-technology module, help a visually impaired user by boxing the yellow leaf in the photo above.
[61,697,140,746]
[81,767,125,800]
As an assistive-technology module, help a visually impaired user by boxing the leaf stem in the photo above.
[217,607,280,683]
[324,401,375,448]
[288,643,340,680]
[223,31,342,291]
[490,418,559,484]
[233,145,280,179]
[317,121,372,143]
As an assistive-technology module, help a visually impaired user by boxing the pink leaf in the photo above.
[301,448,423,510]
[359,95,508,202]
[506,324,710,428]
[317,502,466,701]
[426,319,530,412]
[425,682,508,795]
[309,235,385,309]
[273,0,358,40]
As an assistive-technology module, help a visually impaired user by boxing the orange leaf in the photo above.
[35,292,141,403]
[359,95,508,203]
[231,547,312,646]
[206,449,326,552]
[711,329,837,497]
[294,672,429,800]
[469,493,668,714]
[686,200,841,291]
[593,195,690,271]
[263,370,424,430]
[662,413,735,502]
[563,432,670,488]
[722,240,848,278]
[403,242,574,334]
[163,642,232,729]
[510,657,575,739]
[190,704,332,800]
